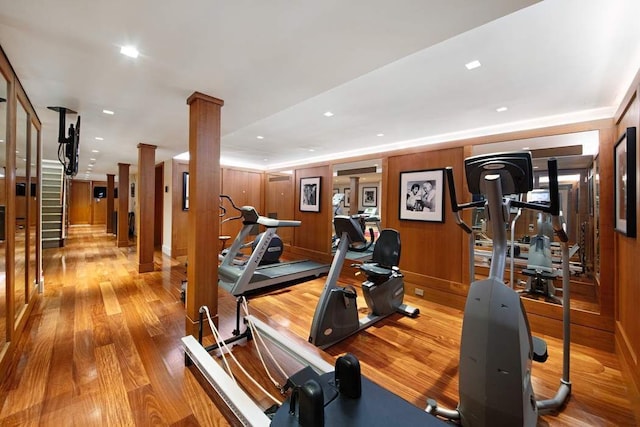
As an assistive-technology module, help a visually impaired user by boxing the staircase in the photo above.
[42,160,65,248]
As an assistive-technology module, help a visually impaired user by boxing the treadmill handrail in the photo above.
[238,205,301,228]
[258,216,301,228]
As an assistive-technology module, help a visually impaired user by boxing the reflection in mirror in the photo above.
[332,159,382,249]
[471,131,600,313]
[15,99,28,322]
[28,122,37,296]
[0,73,7,346]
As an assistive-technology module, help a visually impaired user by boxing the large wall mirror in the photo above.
[14,98,28,323]
[332,159,382,249]
[0,72,7,348]
[472,131,601,313]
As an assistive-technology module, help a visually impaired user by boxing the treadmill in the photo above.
[218,205,330,297]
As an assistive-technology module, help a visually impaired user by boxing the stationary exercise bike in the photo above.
[331,193,375,253]
[426,152,572,426]
[309,215,419,349]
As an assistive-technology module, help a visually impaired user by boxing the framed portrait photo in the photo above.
[344,188,351,207]
[300,176,321,212]
[399,168,445,222]
[362,187,377,207]
[614,127,636,237]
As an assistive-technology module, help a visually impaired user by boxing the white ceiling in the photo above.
[1,0,639,181]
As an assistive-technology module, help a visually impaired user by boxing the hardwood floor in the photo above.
[0,225,637,426]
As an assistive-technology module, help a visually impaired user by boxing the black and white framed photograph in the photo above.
[614,127,636,237]
[362,187,377,207]
[300,176,321,212]
[399,168,445,222]
[182,171,189,211]
[344,188,351,207]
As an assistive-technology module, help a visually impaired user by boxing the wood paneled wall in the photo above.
[68,180,109,225]
[91,181,107,225]
[69,180,91,224]
[220,168,263,243]
[258,121,621,351]
[265,174,295,245]
[293,166,332,255]
[613,71,640,408]
[386,147,469,299]
[171,163,264,258]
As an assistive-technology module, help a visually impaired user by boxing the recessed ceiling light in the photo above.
[465,60,481,70]
[120,45,139,58]
[92,149,100,153]
[496,107,508,113]
[377,133,384,137]
[102,109,115,115]
[90,158,96,161]
[95,137,104,141]
[323,111,334,117]
[263,158,268,162]
[0,139,4,143]
[308,149,315,152]
[522,146,530,150]
[256,135,264,140]
[533,166,539,169]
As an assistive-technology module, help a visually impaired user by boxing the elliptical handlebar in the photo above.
[445,167,486,235]
[509,159,568,243]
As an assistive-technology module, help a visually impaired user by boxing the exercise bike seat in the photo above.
[359,229,401,280]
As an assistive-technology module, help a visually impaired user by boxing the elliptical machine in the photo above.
[521,211,562,304]
[309,215,419,349]
[426,152,572,426]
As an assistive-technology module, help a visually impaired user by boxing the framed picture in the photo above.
[399,168,445,222]
[614,127,636,237]
[300,176,321,212]
[362,187,377,207]
[182,172,189,211]
[344,188,351,207]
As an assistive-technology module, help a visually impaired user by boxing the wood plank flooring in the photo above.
[0,225,637,426]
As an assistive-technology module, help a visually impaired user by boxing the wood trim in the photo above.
[616,321,640,422]
[154,163,163,247]
[117,163,130,247]
[106,174,115,233]
[185,92,223,337]
[136,143,156,273]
